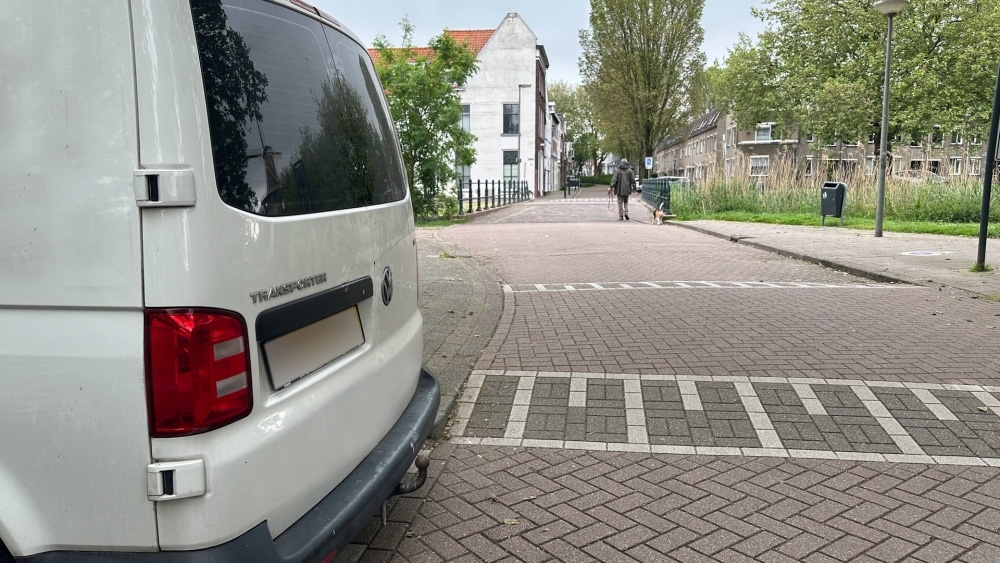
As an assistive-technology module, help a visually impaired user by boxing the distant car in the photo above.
[894,170,948,184]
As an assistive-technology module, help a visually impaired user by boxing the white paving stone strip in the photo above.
[736,382,785,450]
[507,374,536,441]
[911,388,959,421]
[451,371,1000,466]
[569,376,588,407]
[972,391,1000,417]
[792,383,829,416]
[624,379,649,445]
[678,380,704,411]
[502,281,914,293]
[851,385,927,455]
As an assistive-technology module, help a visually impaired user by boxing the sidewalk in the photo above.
[672,219,1000,297]
[416,228,504,437]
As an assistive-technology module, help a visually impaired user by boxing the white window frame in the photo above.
[805,156,814,177]
[865,156,876,175]
[950,157,963,176]
[969,157,982,176]
[755,124,773,142]
[750,155,769,177]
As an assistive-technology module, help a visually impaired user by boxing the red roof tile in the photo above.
[443,29,493,55]
[367,28,493,64]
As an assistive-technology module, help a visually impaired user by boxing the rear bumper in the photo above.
[21,367,440,563]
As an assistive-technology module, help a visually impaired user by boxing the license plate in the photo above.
[263,306,365,389]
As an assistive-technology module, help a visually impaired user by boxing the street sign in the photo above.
[645,156,653,170]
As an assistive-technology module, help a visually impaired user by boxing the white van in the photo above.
[0,0,438,560]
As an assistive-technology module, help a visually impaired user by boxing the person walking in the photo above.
[609,158,636,220]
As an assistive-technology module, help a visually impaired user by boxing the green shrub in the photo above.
[434,193,459,218]
[581,174,613,185]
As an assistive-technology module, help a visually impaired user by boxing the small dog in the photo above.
[651,202,665,225]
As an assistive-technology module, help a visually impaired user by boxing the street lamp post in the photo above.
[873,0,908,237]
[517,83,532,198]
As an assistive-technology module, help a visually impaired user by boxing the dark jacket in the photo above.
[610,162,636,196]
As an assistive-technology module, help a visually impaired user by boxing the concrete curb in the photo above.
[667,221,913,286]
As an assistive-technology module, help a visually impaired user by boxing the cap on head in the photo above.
[621,158,628,164]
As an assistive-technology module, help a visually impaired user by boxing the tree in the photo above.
[686,60,725,118]
[579,0,705,177]
[547,81,608,174]
[718,0,1000,151]
[372,20,478,217]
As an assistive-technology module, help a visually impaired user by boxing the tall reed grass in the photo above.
[672,157,1000,224]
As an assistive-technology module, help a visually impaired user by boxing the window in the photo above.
[951,131,963,146]
[755,124,772,142]
[805,156,814,177]
[970,157,982,176]
[807,131,816,143]
[928,160,941,175]
[503,151,519,183]
[460,104,471,132]
[971,134,982,146]
[865,156,876,175]
[950,157,963,176]
[909,135,922,147]
[909,159,924,171]
[750,155,769,177]
[867,132,877,144]
[503,104,519,135]
[725,158,735,178]
[192,0,407,216]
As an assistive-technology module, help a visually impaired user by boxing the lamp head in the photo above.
[874,0,908,16]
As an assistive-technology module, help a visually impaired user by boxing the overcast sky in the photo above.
[314,0,767,85]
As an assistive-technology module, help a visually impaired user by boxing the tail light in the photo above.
[145,309,252,437]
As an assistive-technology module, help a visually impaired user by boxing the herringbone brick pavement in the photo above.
[375,443,1000,563]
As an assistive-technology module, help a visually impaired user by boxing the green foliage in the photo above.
[373,20,479,218]
[970,263,994,272]
[670,172,1000,236]
[580,0,705,164]
[548,81,606,173]
[581,174,613,185]
[718,0,1000,147]
[434,193,460,218]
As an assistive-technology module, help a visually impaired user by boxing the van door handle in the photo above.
[134,168,196,207]
[147,459,206,501]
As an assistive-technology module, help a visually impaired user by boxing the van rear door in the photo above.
[132,0,420,548]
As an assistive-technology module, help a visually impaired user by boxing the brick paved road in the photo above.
[339,194,1000,562]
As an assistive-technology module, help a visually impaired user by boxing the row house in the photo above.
[655,110,991,187]
[373,14,554,198]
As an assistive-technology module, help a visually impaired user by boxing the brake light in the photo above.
[145,309,252,437]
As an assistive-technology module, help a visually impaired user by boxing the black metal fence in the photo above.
[456,180,530,215]
[640,177,678,215]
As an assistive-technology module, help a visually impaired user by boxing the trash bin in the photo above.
[820,181,846,225]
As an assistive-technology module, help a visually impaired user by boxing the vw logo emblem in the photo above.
[381,267,393,306]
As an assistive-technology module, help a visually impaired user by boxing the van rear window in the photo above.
[191,0,407,216]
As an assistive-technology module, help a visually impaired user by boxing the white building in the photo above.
[449,14,550,197]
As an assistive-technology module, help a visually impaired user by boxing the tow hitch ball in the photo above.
[393,454,430,496]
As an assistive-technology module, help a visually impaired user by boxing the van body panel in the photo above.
[0,310,156,555]
[0,1,157,555]
[133,0,424,548]
[0,1,143,309]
